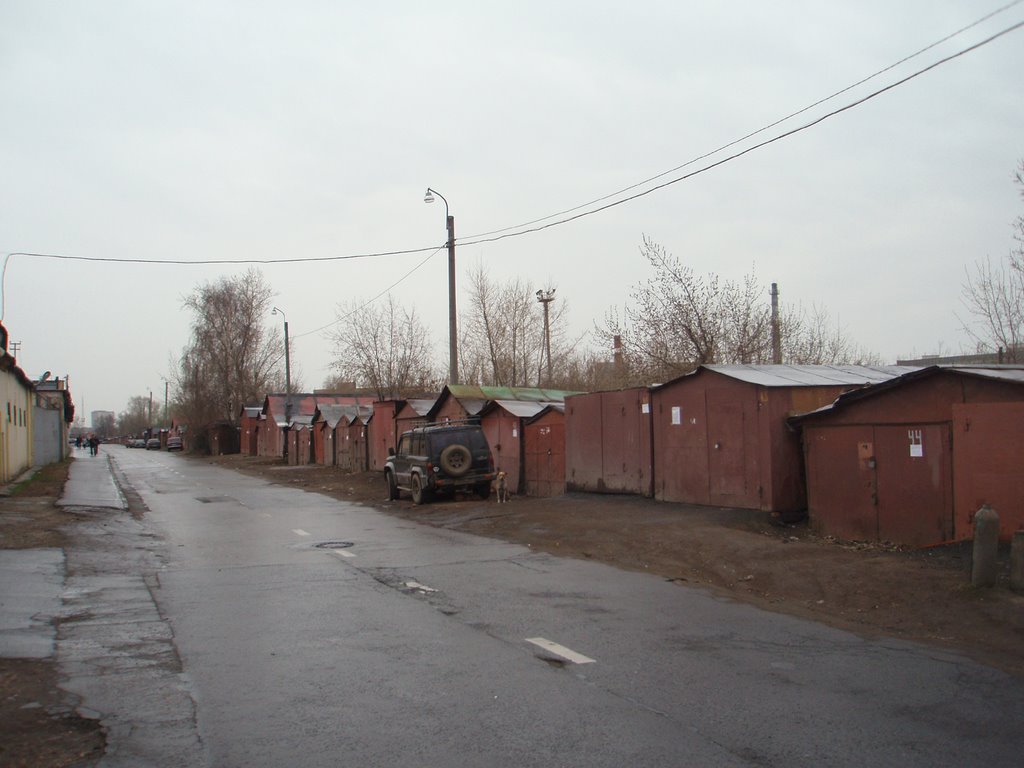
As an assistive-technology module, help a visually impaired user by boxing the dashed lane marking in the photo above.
[292,529,311,537]
[405,581,437,593]
[525,638,596,665]
[332,549,356,558]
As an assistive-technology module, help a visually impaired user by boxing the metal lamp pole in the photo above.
[272,307,291,422]
[536,288,556,386]
[424,187,459,385]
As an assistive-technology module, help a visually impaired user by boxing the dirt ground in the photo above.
[0,461,105,768]
[204,454,1024,679]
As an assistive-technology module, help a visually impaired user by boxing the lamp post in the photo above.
[536,288,556,386]
[424,187,459,385]
[272,307,291,423]
[159,375,169,426]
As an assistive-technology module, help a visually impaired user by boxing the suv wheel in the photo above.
[385,470,399,501]
[475,482,491,500]
[439,444,472,476]
[411,474,429,505]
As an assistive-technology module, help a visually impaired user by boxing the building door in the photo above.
[706,395,756,507]
[874,424,952,546]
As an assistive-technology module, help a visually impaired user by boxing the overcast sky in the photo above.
[2,1,1022,424]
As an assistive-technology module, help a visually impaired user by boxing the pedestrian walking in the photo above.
[88,434,99,456]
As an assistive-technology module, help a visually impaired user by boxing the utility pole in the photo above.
[164,380,169,425]
[536,288,556,386]
[770,283,782,364]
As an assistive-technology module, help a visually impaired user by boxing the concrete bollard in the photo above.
[1011,531,1024,594]
[972,504,1000,588]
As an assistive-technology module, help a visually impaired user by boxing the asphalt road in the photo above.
[76,446,1024,767]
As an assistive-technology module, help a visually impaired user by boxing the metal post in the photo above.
[283,320,291,422]
[446,215,459,385]
[164,380,168,425]
[972,504,1000,587]
[771,283,782,364]
[425,188,459,385]
[536,289,556,386]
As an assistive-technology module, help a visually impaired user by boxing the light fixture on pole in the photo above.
[272,307,292,423]
[536,288,556,386]
[424,187,459,385]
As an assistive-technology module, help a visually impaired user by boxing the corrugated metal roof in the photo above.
[692,364,919,388]
[790,364,1024,423]
[486,400,564,419]
[951,366,1024,383]
[316,404,373,428]
[403,399,436,416]
[446,384,583,403]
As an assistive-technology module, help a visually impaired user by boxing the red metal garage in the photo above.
[651,365,910,514]
[792,366,1024,546]
[565,388,653,496]
[524,405,566,497]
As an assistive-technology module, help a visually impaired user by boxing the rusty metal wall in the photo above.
[433,397,467,423]
[481,410,522,493]
[312,424,327,465]
[804,422,953,546]
[369,401,399,470]
[953,402,1024,541]
[652,376,713,504]
[565,392,603,492]
[600,389,653,495]
[394,402,426,442]
[875,423,952,545]
[524,410,565,497]
[565,389,652,495]
[804,424,878,540]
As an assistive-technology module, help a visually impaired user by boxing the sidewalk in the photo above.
[1,453,124,660]
[57,450,127,510]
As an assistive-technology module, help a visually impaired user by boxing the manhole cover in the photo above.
[314,541,354,549]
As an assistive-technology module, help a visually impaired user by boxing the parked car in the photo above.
[166,436,183,451]
[384,422,495,505]
[146,438,161,450]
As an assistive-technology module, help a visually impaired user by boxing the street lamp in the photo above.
[424,187,459,385]
[536,289,556,386]
[272,307,291,423]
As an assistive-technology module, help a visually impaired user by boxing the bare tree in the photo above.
[117,395,156,436]
[174,269,284,430]
[598,236,878,384]
[460,264,582,388]
[960,159,1024,362]
[327,295,439,399]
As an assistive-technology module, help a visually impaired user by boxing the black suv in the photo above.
[385,423,495,504]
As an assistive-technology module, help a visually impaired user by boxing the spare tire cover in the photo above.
[439,444,472,476]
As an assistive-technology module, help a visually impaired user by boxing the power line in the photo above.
[3,13,1021,274]
[457,0,1024,242]
[454,18,1024,249]
[293,247,444,340]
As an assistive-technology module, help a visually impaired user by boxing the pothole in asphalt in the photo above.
[196,496,234,504]
[313,541,354,549]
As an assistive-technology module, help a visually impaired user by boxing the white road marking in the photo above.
[332,549,355,558]
[292,529,311,537]
[404,580,437,593]
[525,638,596,665]
[261,512,272,518]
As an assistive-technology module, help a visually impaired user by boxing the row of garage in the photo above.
[237,365,1024,548]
